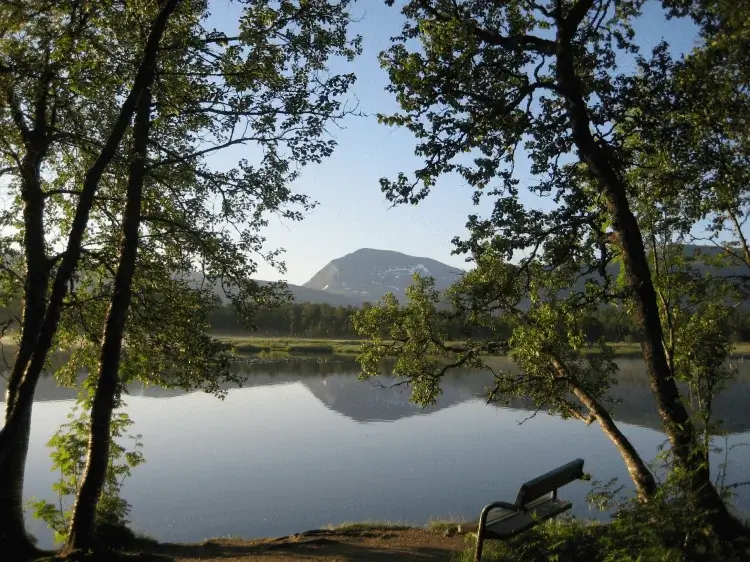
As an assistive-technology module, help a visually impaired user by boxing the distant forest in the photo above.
[3,299,749,342]
[209,302,750,343]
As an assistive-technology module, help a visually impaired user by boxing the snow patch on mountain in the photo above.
[302,248,464,303]
[377,264,432,278]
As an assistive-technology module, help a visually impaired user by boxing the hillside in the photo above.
[268,282,361,307]
[130,245,750,308]
[303,248,464,303]
[181,271,360,306]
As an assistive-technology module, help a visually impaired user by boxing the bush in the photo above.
[453,486,750,562]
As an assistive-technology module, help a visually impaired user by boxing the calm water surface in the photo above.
[12,357,750,548]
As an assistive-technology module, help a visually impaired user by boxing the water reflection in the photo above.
[3,356,749,548]
[21,356,750,433]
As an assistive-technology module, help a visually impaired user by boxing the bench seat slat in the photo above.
[459,496,572,537]
[484,498,571,539]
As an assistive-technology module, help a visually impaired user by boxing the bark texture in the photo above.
[552,358,657,500]
[0,77,52,554]
[66,42,155,553]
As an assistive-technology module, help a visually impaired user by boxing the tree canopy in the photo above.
[0,0,361,552]
[356,0,749,537]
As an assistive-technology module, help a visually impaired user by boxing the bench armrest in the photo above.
[474,501,523,562]
[479,501,523,529]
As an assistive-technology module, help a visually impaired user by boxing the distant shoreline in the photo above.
[3,335,750,361]
[217,335,750,360]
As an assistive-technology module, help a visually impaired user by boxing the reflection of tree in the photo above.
[3,359,749,433]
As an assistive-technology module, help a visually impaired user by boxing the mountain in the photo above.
[178,244,750,307]
[303,248,464,303]
[273,282,360,306]
[181,271,360,307]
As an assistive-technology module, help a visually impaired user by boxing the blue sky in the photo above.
[209,1,699,286]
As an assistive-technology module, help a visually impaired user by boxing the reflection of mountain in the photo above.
[300,375,479,422]
[5,358,750,434]
[299,371,750,433]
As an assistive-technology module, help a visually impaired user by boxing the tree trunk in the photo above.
[0,7,182,554]
[1,109,52,554]
[66,68,153,553]
[728,210,750,268]
[555,14,733,527]
[552,359,657,500]
[0,407,38,558]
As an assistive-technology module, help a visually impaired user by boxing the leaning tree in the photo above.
[356,0,748,536]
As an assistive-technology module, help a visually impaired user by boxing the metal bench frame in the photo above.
[470,458,585,562]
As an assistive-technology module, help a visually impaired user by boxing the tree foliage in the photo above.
[28,386,144,546]
[1,0,361,551]
[359,0,749,524]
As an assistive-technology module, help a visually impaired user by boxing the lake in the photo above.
[9,356,750,548]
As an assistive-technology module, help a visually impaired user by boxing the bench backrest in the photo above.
[514,458,585,507]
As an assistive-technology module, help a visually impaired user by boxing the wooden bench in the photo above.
[459,458,585,562]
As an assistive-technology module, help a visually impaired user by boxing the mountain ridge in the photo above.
[197,244,747,306]
[302,248,464,302]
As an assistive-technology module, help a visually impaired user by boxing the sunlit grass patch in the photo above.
[324,520,413,534]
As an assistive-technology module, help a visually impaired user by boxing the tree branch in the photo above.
[566,0,597,31]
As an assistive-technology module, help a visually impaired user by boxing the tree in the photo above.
[356,267,658,500]
[1,0,360,553]
[632,1,750,270]
[1,0,186,553]
[362,0,746,533]
[59,0,361,552]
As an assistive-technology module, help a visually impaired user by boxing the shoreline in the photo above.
[218,335,750,360]
[33,521,472,562]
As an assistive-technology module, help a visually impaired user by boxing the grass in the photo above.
[447,518,612,562]
[322,519,469,536]
[5,333,750,360]
[29,515,750,562]
[220,336,364,355]
[219,335,750,359]
[426,519,463,536]
[323,521,414,534]
[448,518,672,562]
[448,515,750,562]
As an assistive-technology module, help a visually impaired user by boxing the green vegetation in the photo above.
[223,335,750,360]
[426,520,462,536]
[358,0,750,549]
[324,521,414,534]
[2,0,749,559]
[451,505,750,562]
[27,394,144,546]
[209,298,750,344]
[1,0,359,555]
[225,336,362,356]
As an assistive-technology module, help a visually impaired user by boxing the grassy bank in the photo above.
[220,335,364,355]
[4,335,750,360]
[33,518,750,561]
[218,336,750,359]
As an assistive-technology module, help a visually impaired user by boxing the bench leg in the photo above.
[474,501,521,562]
[474,513,488,562]
[474,533,484,562]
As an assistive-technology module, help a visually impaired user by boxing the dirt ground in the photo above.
[145,527,469,562]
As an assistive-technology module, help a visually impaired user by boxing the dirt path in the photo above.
[146,527,469,562]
